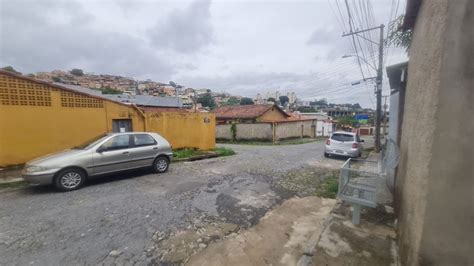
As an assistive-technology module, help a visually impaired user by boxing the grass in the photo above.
[213,147,236,156]
[0,180,29,191]
[173,147,236,160]
[172,148,206,159]
[315,174,339,199]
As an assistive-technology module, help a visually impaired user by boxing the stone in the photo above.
[198,243,207,249]
[109,250,121,257]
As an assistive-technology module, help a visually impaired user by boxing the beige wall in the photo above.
[216,123,273,141]
[274,120,315,140]
[395,0,473,265]
[216,120,317,141]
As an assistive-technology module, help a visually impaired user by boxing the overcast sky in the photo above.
[0,0,407,108]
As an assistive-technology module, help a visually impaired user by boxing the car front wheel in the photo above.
[153,156,169,173]
[54,168,86,192]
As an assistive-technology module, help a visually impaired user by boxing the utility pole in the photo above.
[382,95,388,138]
[342,24,384,153]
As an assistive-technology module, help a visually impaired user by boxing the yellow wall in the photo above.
[0,74,145,166]
[257,107,288,122]
[0,73,215,167]
[146,112,215,150]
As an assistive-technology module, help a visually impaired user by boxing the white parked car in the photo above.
[324,131,364,158]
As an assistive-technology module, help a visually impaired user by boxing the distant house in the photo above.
[56,83,183,109]
[214,104,289,124]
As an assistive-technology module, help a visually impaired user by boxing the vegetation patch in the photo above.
[213,147,236,157]
[173,148,207,159]
[173,147,236,161]
[315,173,339,199]
[272,168,338,198]
[0,180,29,191]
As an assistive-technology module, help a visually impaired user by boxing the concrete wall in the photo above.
[316,121,334,137]
[146,112,215,150]
[216,120,317,141]
[274,120,315,140]
[0,73,145,166]
[395,1,473,265]
[216,123,273,141]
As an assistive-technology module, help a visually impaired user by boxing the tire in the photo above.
[54,168,86,192]
[324,152,329,158]
[153,156,170,173]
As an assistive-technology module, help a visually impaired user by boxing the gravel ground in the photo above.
[0,140,345,265]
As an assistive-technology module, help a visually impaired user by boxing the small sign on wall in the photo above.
[203,117,211,124]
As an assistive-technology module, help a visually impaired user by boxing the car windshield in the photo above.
[331,133,354,142]
[72,134,110,149]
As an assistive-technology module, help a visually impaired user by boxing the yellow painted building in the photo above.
[0,70,215,167]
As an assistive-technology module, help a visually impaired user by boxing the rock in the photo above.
[198,243,207,249]
[109,250,121,257]
[197,238,203,243]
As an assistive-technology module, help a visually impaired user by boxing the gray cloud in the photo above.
[0,0,175,79]
[149,0,213,54]
[307,27,352,60]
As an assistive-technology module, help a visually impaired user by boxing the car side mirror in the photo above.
[97,147,105,153]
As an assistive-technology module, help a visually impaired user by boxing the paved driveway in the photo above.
[0,141,344,265]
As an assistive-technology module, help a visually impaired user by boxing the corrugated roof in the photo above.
[55,83,182,108]
[103,94,182,108]
[214,104,289,119]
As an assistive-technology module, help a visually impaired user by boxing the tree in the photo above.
[267,97,276,103]
[169,81,177,87]
[297,106,315,113]
[101,86,122,95]
[52,76,61,82]
[337,116,358,128]
[279,96,289,106]
[221,97,240,106]
[197,93,216,109]
[240,97,254,105]
[70,69,84,76]
[386,15,413,52]
[353,103,362,109]
[1,66,21,74]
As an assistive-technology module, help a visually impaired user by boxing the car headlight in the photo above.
[25,166,49,173]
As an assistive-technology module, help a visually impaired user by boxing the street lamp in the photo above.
[342,54,377,71]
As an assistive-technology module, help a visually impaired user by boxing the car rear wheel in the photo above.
[153,156,169,173]
[54,168,86,192]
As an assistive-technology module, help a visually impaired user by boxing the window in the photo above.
[133,134,156,147]
[100,135,130,151]
[331,133,354,142]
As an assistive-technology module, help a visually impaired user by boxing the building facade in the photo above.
[0,70,215,167]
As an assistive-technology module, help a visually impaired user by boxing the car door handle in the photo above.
[122,151,130,155]
[152,147,158,150]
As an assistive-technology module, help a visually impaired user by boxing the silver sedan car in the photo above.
[22,132,173,191]
[324,131,364,158]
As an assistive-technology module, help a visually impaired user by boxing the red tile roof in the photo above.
[214,104,289,119]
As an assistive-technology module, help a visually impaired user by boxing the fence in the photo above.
[216,119,330,142]
[339,158,384,224]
